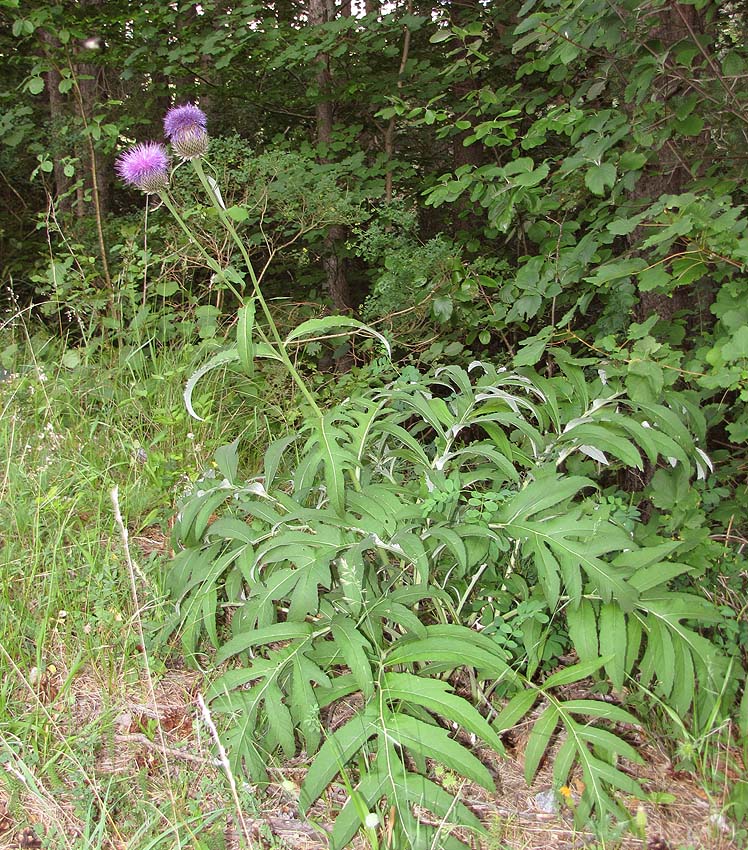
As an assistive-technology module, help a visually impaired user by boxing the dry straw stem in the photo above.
[196,693,254,849]
[110,485,183,849]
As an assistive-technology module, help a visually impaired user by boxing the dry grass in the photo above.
[1,654,743,850]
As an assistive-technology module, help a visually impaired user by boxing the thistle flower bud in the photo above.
[164,103,209,159]
[115,142,170,193]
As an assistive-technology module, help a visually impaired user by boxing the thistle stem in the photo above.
[189,158,323,419]
[158,191,275,353]
[158,192,241,301]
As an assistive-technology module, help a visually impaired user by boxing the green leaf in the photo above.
[385,635,504,674]
[562,718,644,821]
[386,625,514,682]
[263,434,298,490]
[562,424,644,469]
[598,603,626,690]
[184,348,239,421]
[513,328,552,366]
[432,295,454,323]
[615,540,682,571]
[638,265,671,292]
[722,326,748,361]
[220,694,268,783]
[329,770,390,850]
[512,161,549,187]
[424,527,468,573]
[585,258,646,286]
[61,350,81,369]
[626,616,644,675]
[315,673,361,710]
[317,413,347,516]
[252,342,285,362]
[528,537,561,608]
[580,747,645,798]
[566,599,598,663]
[493,688,538,733]
[285,315,391,357]
[641,617,675,697]
[176,488,234,544]
[28,76,44,94]
[390,530,429,582]
[214,437,240,483]
[553,736,577,790]
[430,27,453,43]
[500,475,595,522]
[155,279,179,297]
[382,672,505,754]
[543,657,609,689]
[669,636,695,716]
[215,621,314,663]
[510,517,638,609]
[226,204,249,221]
[629,561,691,593]
[585,162,616,195]
[607,215,642,236]
[336,547,364,616]
[205,516,254,544]
[392,771,484,832]
[245,567,299,614]
[673,114,704,136]
[290,654,326,754]
[300,708,378,811]
[237,299,256,375]
[372,600,428,638]
[722,50,745,76]
[561,700,640,726]
[331,614,374,699]
[524,705,559,784]
[619,151,647,170]
[385,714,495,791]
[375,421,431,465]
[264,682,296,758]
[577,723,642,764]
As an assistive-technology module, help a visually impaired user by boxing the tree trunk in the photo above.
[36,8,113,297]
[384,0,413,203]
[75,56,111,220]
[623,1,710,495]
[450,0,486,230]
[632,2,707,324]
[38,31,74,214]
[309,0,353,311]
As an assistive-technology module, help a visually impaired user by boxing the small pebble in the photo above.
[534,788,558,814]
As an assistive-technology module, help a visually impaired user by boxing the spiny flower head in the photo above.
[164,103,208,159]
[115,142,170,193]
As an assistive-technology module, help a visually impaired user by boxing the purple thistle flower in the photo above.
[164,103,207,139]
[164,103,209,159]
[116,142,170,193]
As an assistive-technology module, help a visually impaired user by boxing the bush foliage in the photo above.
[2,0,748,845]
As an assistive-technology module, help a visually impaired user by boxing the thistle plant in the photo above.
[114,141,170,194]
[116,103,324,418]
[164,103,209,160]
[131,104,734,848]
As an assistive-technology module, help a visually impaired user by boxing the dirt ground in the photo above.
[1,663,743,850]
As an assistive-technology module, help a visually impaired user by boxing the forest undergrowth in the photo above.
[0,325,745,850]
[2,3,748,848]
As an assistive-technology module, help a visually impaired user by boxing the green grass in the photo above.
[0,325,745,850]
[0,326,289,850]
